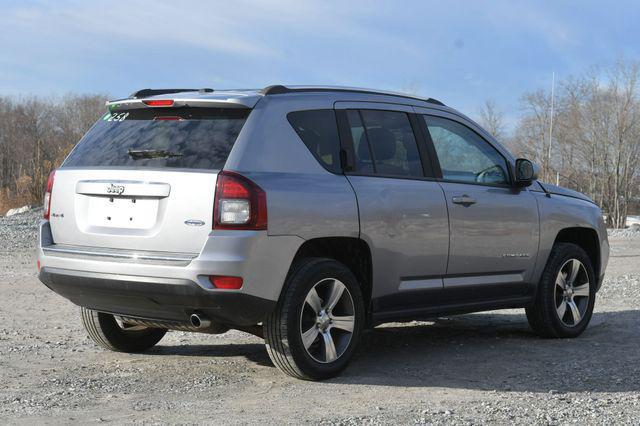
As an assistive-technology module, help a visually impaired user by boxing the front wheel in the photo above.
[81,307,167,353]
[526,243,596,338]
[264,258,365,380]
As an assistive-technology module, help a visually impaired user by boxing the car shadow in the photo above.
[145,309,639,393]
[147,341,273,366]
[336,309,640,393]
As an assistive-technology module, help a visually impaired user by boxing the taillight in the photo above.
[209,275,243,289]
[143,99,174,107]
[43,170,56,220]
[213,171,267,230]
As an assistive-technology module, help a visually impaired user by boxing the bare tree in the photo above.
[478,100,506,141]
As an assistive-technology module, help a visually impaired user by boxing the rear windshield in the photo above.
[62,107,249,170]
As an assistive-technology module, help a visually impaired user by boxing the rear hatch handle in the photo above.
[76,180,171,198]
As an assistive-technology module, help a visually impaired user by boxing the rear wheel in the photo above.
[264,258,365,380]
[81,307,167,352]
[526,243,596,338]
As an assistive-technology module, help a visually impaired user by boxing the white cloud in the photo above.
[0,0,423,59]
[2,1,272,56]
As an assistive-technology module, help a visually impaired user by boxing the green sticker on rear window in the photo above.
[102,112,129,122]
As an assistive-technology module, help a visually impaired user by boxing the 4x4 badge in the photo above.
[106,184,125,195]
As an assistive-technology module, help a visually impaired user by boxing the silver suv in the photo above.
[38,85,609,380]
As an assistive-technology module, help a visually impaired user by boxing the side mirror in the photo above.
[514,158,538,187]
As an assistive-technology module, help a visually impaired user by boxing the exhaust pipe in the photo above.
[117,314,229,334]
[190,313,211,329]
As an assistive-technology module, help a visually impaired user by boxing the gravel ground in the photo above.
[608,226,640,239]
[1,208,639,424]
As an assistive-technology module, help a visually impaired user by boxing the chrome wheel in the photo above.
[554,258,590,327]
[299,278,355,363]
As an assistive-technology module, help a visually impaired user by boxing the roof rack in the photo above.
[260,85,445,106]
[129,88,214,99]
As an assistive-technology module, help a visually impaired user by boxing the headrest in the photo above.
[358,127,396,161]
[301,130,333,156]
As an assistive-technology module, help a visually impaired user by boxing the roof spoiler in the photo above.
[129,88,214,99]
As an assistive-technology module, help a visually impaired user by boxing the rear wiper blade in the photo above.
[127,149,183,159]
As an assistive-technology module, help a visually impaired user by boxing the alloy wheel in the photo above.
[554,258,590,327]
[299,278,355,363]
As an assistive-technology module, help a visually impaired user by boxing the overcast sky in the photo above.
[1,0,638,126]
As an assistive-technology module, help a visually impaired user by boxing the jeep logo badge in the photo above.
[106,183,125,195]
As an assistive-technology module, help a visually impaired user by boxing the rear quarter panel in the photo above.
[224,95,360,240]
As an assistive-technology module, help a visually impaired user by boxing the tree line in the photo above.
[0,94,106,213]
[1,60,638,227]
[480,60,639,229]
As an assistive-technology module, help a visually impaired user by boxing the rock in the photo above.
[4,205,33,217]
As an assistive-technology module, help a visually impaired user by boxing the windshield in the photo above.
[62,107,249,170]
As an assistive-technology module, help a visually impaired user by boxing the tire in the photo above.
[81,307,167,353]
[264,258,365,380]
[526,243,596,338]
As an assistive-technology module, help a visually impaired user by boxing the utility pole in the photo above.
[547,71,555,182]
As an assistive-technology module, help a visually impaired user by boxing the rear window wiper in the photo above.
[127,149,183,160]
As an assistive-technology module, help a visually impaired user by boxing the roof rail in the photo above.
[129,88,214,99]
[260,85,445,106]
[260,85,289,95]
[425,98,445,106]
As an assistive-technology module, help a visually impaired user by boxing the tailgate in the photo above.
[49,169,217,254]
[45,104,250,254]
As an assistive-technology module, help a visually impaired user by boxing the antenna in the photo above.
[547,71,555,182]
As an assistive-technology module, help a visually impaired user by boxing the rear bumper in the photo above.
[37,221,303,326]
[39,267,274,325]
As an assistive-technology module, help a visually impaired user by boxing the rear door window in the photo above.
[346,109,424,177]
[63,108,249,170]
[287,110,341,173]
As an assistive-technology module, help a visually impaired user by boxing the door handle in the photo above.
[452,195,476,205]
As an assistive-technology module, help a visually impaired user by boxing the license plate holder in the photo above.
[87,196,158,229]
